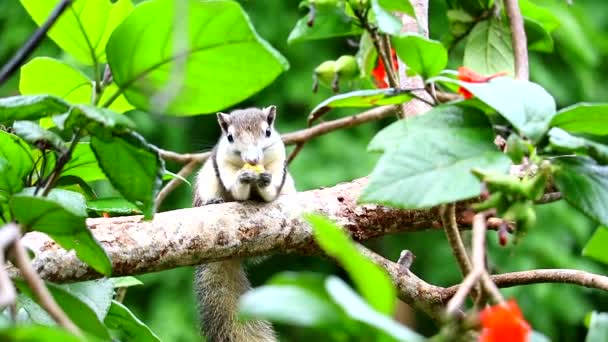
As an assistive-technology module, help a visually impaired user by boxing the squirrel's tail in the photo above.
[195,259,276,342]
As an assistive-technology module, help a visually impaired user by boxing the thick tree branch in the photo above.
[505,0,529,80]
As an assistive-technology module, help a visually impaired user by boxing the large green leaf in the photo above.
[288,2,362,44]
[586,312,608,342]
[305,214,396,315]
[87,197,142,217]
[104,300,160,342]
[65,105,135,137]
[326,277,423,342]
[12,121,67,153]
[60,143,106,182]
[20,57,133,113]
[91,133,163,219]
[15,279,110,340]
[553,156,608,226]
[550,103,608,136]
[20,0,133,65]
[239,285,343,327]
[548,128,608,164]
[371,0,416,35]
[106,0,288,115]
[520,0,560,33]
[0,131,34,195]
[525,17,554,53]
[458,78,556,142]
[583,226,608,265]
[362,105,511,208]
[464,19,514,76]
[60,279,115,322]
[10,189,112,275]
[310,88,409,118]
[0,95,69,123]
[391,34,447,79]
[0,325,86,342]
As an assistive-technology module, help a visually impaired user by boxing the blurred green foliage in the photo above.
[1,0,607,341]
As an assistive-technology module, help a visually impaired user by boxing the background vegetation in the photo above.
[1,0,607,340]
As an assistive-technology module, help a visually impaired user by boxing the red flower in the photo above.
[457,66,508,99]
[479,299,531,342]
[372,48,399,89]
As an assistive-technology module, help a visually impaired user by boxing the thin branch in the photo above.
[442,269,608,300]
[441,204,473,277]
[11,229,81,336]
[0,0,74,86]
[287,142,306,165]
[155,160,200,210]
[41,128,83,196]
[504,0,529,80]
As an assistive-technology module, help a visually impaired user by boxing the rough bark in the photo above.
[17,178,470,283]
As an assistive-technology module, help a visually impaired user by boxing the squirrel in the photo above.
[192,106,295,342]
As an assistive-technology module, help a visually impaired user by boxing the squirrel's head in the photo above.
[216,106,282,165]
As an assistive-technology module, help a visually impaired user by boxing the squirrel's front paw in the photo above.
[238,169,256,184]
[257,171,272,187]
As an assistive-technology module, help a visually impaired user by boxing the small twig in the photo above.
[287,142,306,165]
[155,160,200,210]
[0,0,74,86]
[446,213,504,314]
[441,204,473,277]
[41,128,83,196]
[504,0,529,80]
[11,229,81,335]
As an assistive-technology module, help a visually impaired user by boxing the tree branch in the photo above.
[441,204,473,277]
[505,0,529,80]
[0,0,74,86]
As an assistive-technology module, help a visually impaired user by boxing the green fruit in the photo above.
[314,60,338,90]
[506,133,527,163]
[335,55,359,80]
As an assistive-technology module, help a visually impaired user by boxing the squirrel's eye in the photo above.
[227,134,234,143]
[265,128,271,137]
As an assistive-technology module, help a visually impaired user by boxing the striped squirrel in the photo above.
[192,106,295,341]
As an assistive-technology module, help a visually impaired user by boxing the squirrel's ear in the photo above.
[264,105,276,126]
[217,113,230,132]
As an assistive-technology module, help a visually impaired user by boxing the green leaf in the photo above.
[10,189,112,275]
[520,0,560,33]
[104,300,160,342]
[12,121,67,152]
[20,0,134,65]
[0,131,34,195]
[525,17,554,53]
[15,279,111,340]
[60,279,115,322]
[362,105,511,208]
[87,197,142,217]
[288,2,362,44]
[583,226,608,265]
[239,285,343,327]
[66,105,135,137]
[371,0,416,35]
[20,57,133,114]
[106,0,288,115]
[551,103,608,136]
[0,325,86,342]
[464,19,514,76]
[61,143,106,182]
[355,32,378,78]
[310,88,410,118]
[549,128,608,164]
[111,276,143,288]
[0,95,69,124]
[553,156,608,226]
[458,78,556,142]
[391,34,447,79]
[326,277,424,342]
[586,312,608,342]
[305,214,396,315]
[91,133,164,219]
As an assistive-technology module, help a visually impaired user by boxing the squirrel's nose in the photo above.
[244,156,260,165]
